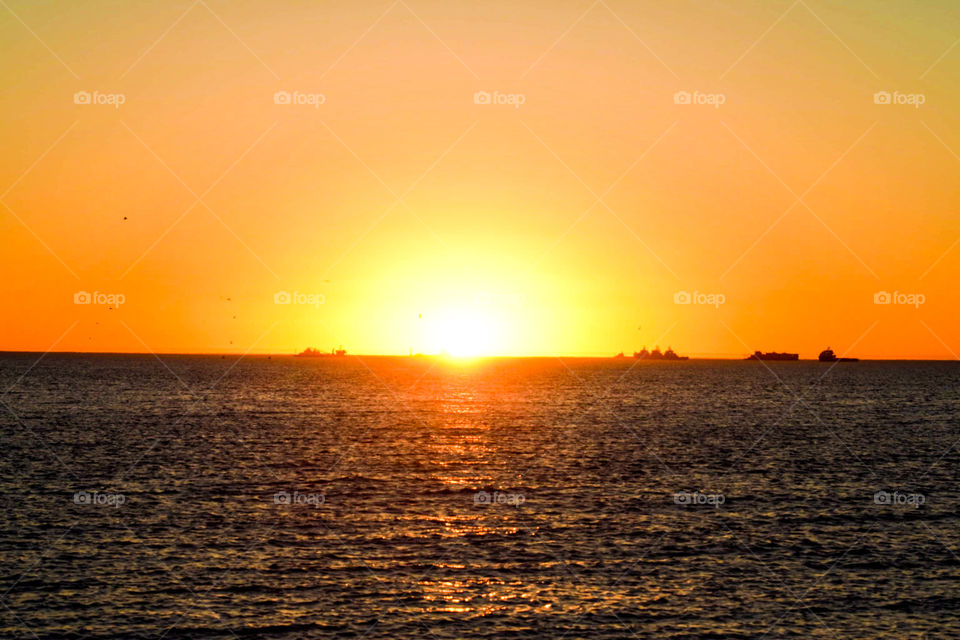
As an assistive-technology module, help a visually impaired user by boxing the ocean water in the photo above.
[2,354,960,639]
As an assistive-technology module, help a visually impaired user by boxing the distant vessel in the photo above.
[633,346,689,361]
[818,348,858,362]
[745,351,798,361]
[296,346,347,357]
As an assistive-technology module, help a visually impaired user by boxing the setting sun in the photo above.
[427,308,500,357]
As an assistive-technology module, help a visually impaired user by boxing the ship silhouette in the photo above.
[745,350,798,361]
[818,347,858,362]
[633,346,689,360]
[295,346,347,357]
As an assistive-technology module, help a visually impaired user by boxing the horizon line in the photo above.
[0,350,957,362]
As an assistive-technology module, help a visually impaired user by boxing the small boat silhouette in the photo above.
[818,347,858,362]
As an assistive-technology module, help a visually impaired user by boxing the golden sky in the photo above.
[1,0,959,358]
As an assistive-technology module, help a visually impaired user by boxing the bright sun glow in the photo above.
[431,309,499,357]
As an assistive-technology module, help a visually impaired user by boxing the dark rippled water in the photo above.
[2,354,960,639]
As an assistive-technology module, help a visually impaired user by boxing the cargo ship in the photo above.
[745,351,798,361]
[295,346,347,357]
[818,348,858,362]
[634,346,689,361]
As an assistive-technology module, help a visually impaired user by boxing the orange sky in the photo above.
[1,0,959,358]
